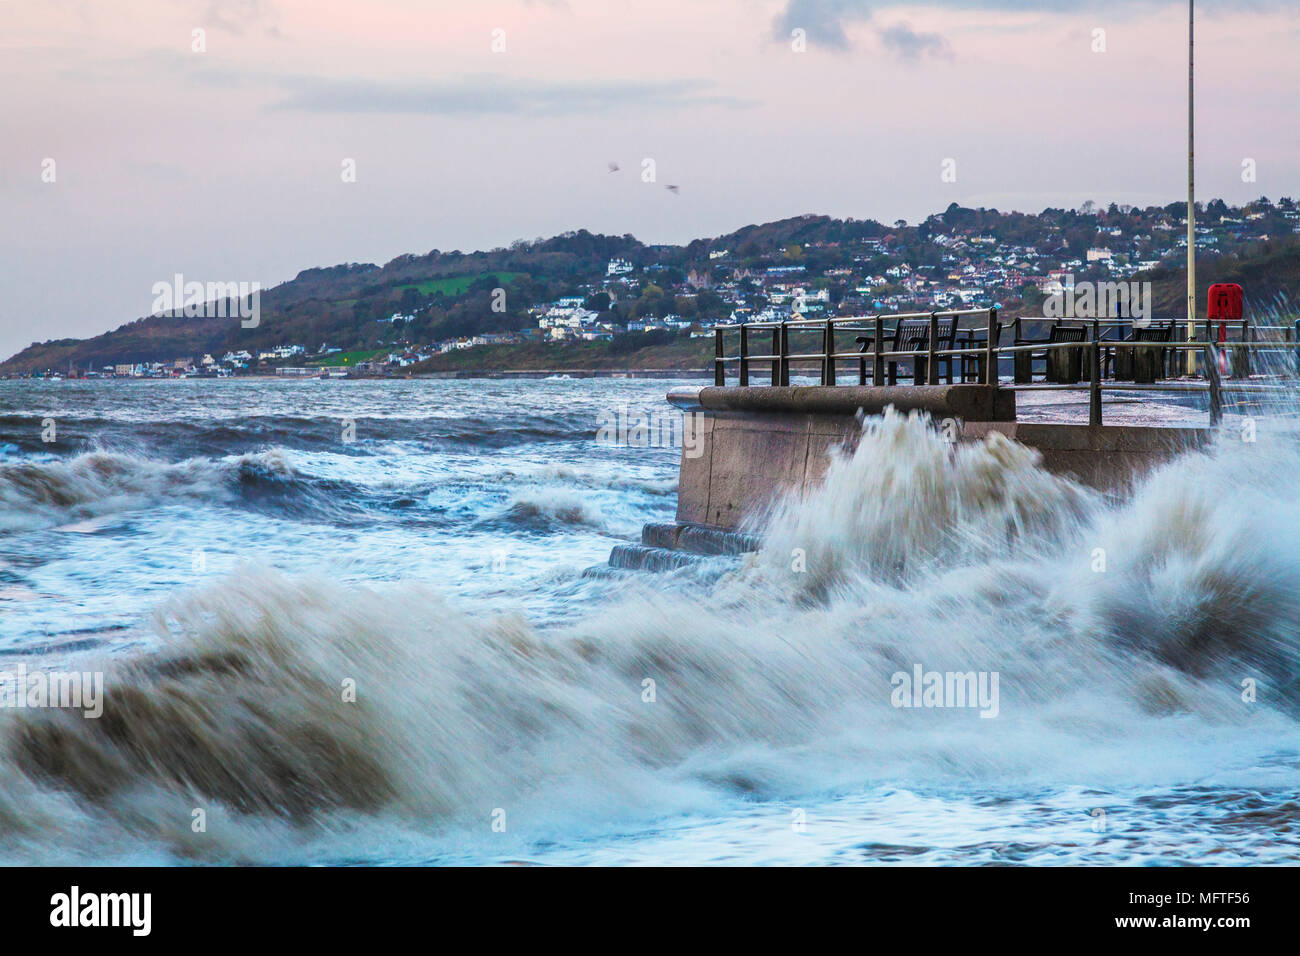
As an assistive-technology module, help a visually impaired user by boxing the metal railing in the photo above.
[711,309,1300,428]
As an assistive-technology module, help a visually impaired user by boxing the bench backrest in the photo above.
[1048,324,1088,343]
[1133,323,1174,342]
[892,316,958,350]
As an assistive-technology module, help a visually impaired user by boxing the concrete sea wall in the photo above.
[669,385,1208,532]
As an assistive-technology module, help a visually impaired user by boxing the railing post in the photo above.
[1243,318,1253,377]
[926,312,939,386]
[1294,319,1300,377]
[714,327,724,386]
[1206,343,1223,426]
[1089,335,1103,427]
[823,319,835,386]
[1202,319,1213,384]
[779,322,790,387]
[873,316,884,386]
[770,324,781,386]
[985,308,998,387]
[738,324,749,387]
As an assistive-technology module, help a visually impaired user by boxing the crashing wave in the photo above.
[2,411,1299,861]
[0,450,297,532]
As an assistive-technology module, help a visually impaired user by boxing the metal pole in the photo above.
[1205,343,1223,426]
[1186,0,1197,375]
[1089,337,1103,426]
[779,322,790,387]
[926,312,939,386]
[739,323,749,387]
[1294,319,1300,377]
[873,316,885,386]
[985,308,998,387]
[823,319,835,386]
[771,324,781,386]
[714,327,724,386]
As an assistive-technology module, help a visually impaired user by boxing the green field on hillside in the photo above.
[306,348,388,367]
[394,273,527,297]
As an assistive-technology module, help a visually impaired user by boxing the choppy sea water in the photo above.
[0,377,1298,866]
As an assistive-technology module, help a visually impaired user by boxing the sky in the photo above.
[2,0,1298,359]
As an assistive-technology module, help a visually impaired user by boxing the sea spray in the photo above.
[755,409,1094,594]
[0,408,1298,863]
[496,487,606,529]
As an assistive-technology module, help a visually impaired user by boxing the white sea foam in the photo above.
[0,449,296,532]
[2,409,1297,863]
[500,487,607,528]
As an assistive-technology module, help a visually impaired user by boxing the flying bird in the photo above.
[608,162,620,173]
[666,185,680,194]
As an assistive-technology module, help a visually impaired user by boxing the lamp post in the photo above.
[1186,0,1197,374]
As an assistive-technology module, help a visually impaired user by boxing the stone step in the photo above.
[677,524,761,556]
[639,522,761,556]
[640,522,682,550]
[580,563,632,580]
[584,524,761,578]
[607,544,705,573]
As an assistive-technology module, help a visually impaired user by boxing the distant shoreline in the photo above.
[410,367,712,380]
[2,368,715,383]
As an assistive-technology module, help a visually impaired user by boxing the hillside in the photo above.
[1,235,656,375]
[1145,240,1300,318]
[5,313,240,376]
[4,196,1298,376]
[404,335,714,375]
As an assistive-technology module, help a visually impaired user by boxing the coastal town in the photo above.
[9,197,1299,379]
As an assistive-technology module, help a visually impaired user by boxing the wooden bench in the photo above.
[856,316,959,385]
[1013,320,1089,384]
[1113,322,1174,383]
[888,317,959,385]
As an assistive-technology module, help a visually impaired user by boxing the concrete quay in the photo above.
[666,384,1209,533]
[592,383,1210,571]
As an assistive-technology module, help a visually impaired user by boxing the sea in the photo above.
[0,375,1297,865]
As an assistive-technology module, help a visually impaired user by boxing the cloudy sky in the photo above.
[2,0,1297,357]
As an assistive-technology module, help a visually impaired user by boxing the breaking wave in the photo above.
[0,413,599,460]
[757,410,1095,593]
[495,488,607,529]
[2,409,1299,862]
[0,450,302,532]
